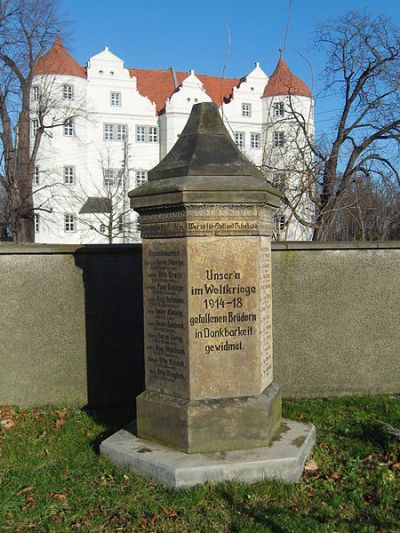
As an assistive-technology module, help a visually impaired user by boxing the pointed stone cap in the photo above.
[148,102,264,180]
[130,102,280,209]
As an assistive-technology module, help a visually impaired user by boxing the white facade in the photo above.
[32,44,314,243]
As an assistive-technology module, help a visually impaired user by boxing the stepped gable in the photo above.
[34,38,86,78]
[129,68,240,114]
[263,56,311,98]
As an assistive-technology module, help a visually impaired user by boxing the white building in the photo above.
[31,39,314,243]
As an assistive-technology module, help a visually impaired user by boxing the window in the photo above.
[148,126,158,143]
[135,170,147,187]
[104,123,127,141]
[104,123,114,140]
[33,166,40,185]
[103,169,115,186]
[63,84,74,100]
[64,214,75,232]
[250,133,260,149]
[273,131,285,148]
[117,124,127,141]
[273,102,285,117]
[273,173,287,192]
[136,126,146,142]
[234,131,245,148]
[64,119,74,136]
[278,215,286,232]
[118,215,123,233]
[32,85,40,101]
[32,119,39,136]
[110,92,121,106]
[103,168,124,186]
[242,103,252,117]
[34,213,40,232]
[63,166,75,185]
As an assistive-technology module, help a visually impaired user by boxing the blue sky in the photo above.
[62,0,400,131]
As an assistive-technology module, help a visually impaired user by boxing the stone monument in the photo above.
[100,102,315,488]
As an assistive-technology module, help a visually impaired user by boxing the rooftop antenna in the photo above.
[280,0,292,54]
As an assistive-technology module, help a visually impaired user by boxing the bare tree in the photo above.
[0,0,75,243]
[263,11,400,241]
[323,176,400,241]
[312,11,400,239]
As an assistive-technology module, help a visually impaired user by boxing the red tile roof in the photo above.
[34,40,312,115]
[129,68,241,113]
[263,56,311,98]
[34,38,86,79]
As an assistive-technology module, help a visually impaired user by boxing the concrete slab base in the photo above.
[100,419,316,489]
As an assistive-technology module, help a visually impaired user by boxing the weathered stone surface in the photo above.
[137,383,281,453]
[100,419,316,489]
[141,233,273,402]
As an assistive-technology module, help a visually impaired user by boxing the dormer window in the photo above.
[274,102,285,117]
[63,84,74,100]
[111,92,121,107]
[242,103,252,117]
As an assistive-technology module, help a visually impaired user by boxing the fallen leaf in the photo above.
[304,460,319,472]
[55,411,67,430]
[51,493,67,501]
[17,486,33,495]
[306,489,314,497]
[52,513,63,523]
[162,507,178,518]
[25,496,36,508]
[391,462,400,471]
[1,418,15,429]
[328,471,343,482]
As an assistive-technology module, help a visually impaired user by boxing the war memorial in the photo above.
[100,102,315,488]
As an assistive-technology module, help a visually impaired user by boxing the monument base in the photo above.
[100,419,316,489]
[136,383,281,453]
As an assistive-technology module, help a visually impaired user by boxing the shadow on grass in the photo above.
[215,483,294,533]
[84,406,136,453]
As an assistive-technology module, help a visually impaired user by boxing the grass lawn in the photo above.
[1,395,399,532]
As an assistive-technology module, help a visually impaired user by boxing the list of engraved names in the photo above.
[143,243,186,390]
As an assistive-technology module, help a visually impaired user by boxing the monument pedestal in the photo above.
[101,419,316,489]
[136,383,281,453]
[100,102,315,487]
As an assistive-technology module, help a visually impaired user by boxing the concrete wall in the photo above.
[272,242,400,397]
[0,242,398,406]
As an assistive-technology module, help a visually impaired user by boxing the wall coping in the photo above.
[0,243,140,255]
[0,241,399,255]
[271,241,400,251]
